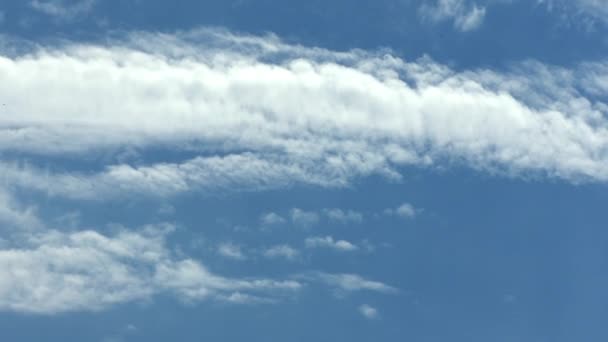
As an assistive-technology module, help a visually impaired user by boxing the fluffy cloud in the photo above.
[0,224,301,314]
[1,28,606,205]
[305,236,359,251]
[419,0,487,31]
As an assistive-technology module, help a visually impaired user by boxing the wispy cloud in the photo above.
[300,272,398,294]
[217,242,247,260]
[323,208,364,224]
[30,0,97,20]
[290,208,320,228]
[419,0,486,32]
[305,236,359,252]
[263,245,300,261]
[538,0,608,27]
[0,224,301,314]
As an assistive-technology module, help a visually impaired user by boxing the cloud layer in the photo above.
[0,223,301,314]
[1,28,607,205]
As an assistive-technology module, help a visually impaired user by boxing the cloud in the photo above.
[30,0,96,19]
[323,208,364,224]
[263,245,300,260]
[217,242,246,260]
[290,209,320,228]
[0,188,44,231]
[0,28,607,205]
[538,0,608,26]
[158,203,176,216]
[384,203,418,219]
[358,304,379,319]
[260,212,287,226]
[305,236,358,251]
[0,208,301,314]
[419,0,487,32]
[301,272,398,294]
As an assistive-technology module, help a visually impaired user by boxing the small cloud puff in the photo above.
[359,304,379,319]
[384,202,419,219]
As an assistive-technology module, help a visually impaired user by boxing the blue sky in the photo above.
[1,0,608,341]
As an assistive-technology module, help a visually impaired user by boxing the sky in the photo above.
[1,0,608,341]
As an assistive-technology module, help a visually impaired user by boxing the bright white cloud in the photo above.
[305,236,358,251]
[420,0,487,31]
[263,244,300,260]
[358,304,379,319]
[0,28,607,203]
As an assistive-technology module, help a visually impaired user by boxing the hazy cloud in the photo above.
[359,304,379,319]
[419,0,486,32]
[305,236,359,251]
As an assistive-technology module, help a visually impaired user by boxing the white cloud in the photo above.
[0,188,44,231]
[263,244,300,260]
[218,292,276,304]
[217,242,246,260]
[384,203,418,219]
[260,212,287,226]
[0,28,607,204]
[0,225,302,314]
[538,0,608,26]
[305,236,358,252]
[290,208,320,228]
[323,208,364,224]
[420,0,487,32]
[301,272,398,294]
[30,0,96,19]
[358,304,379,319]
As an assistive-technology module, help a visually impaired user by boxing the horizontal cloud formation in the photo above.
[0,29,606,203]
[0,222,301,314]
[0,28,607,203]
